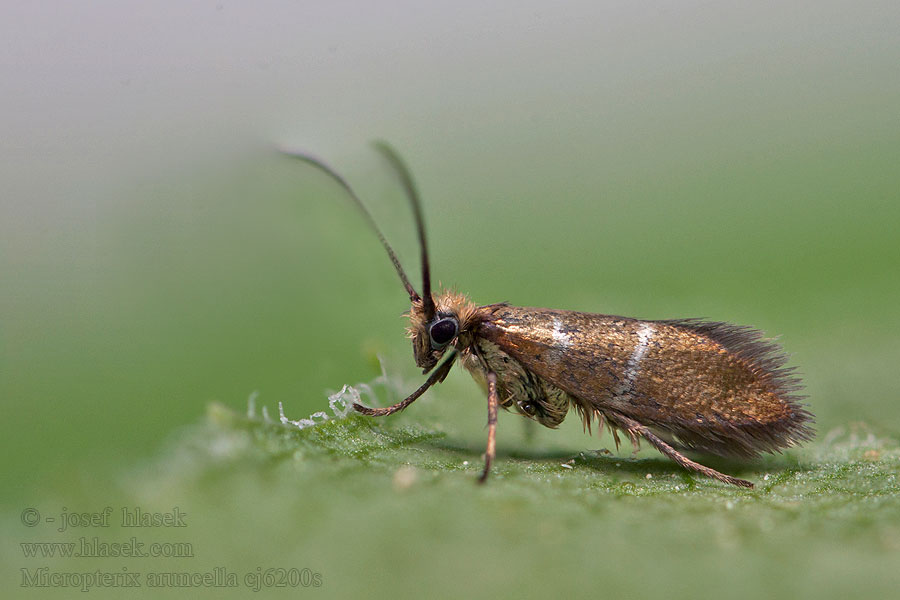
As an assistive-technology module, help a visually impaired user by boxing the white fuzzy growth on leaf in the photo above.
[269,386,359,430]
[246,356,409,430]
[247,390,259,418]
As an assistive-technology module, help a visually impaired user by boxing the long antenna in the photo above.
[281,148,421,303]
[372,141,436,322]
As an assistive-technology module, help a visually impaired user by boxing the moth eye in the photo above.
[429,317,458,349]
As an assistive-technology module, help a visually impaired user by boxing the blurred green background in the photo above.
[2,2,899,598]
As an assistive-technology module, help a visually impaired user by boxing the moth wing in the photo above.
[478,306,812,457]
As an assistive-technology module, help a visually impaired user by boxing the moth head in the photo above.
[407,290,476,372]
[409,307,454,371]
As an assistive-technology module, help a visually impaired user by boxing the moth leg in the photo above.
[353,351,455,417]
[478,371,499,484]
[611,412,754,488]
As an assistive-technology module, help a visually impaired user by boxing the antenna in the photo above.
[281,147,421,304]
[372,141,436,322]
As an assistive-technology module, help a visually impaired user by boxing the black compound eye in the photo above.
[429,318,458,348]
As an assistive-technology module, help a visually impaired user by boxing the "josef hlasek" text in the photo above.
[55,507,187,532]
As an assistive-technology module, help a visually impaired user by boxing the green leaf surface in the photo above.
[8,387,899,600]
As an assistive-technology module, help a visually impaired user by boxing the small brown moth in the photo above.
[287,142,813,488]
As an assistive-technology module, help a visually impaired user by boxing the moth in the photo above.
[286,142,814,488]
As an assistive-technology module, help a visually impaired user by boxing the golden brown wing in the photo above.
[477,305,813,458]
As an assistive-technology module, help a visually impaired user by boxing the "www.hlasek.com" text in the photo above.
[21,537,194,558]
